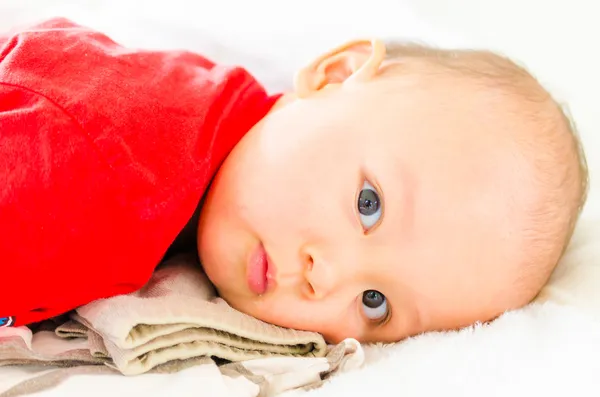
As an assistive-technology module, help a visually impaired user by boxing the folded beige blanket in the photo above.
[0,254,363,397]
[67,253,328,374]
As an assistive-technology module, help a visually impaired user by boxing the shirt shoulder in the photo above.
[0,18,279,327]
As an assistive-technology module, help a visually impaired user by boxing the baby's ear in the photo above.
[294,39,386,98]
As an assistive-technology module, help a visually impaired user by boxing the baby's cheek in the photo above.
[245,298,363,342]
[241,298,320,332]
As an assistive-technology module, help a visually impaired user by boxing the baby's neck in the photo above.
[163,197,203,261]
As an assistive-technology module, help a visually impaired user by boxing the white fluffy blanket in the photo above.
[1,0,599,396]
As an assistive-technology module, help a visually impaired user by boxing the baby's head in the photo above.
[197,39,588,343]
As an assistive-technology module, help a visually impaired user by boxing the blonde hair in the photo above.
[382,41,589,296]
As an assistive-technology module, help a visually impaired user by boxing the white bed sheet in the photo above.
[1,1,599,396]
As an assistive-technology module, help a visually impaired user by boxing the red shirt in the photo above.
[0,18,278,327]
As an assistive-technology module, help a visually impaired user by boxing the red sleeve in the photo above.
[0,18,277,327]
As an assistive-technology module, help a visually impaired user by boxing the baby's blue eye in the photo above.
[362,290,388,321]
[358,181,382,230]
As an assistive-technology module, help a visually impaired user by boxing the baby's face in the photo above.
[198,53,535,343]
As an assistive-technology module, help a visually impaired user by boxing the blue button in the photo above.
[0,316,15,327]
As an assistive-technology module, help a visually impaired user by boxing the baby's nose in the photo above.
[301,250,345,300]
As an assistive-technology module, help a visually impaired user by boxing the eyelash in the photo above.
[376,310,392,327]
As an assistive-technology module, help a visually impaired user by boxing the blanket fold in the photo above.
[0,254,363,397]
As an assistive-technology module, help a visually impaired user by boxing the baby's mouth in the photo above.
[246,243,276,295]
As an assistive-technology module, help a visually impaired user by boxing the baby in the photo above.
[0,19,588,344]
